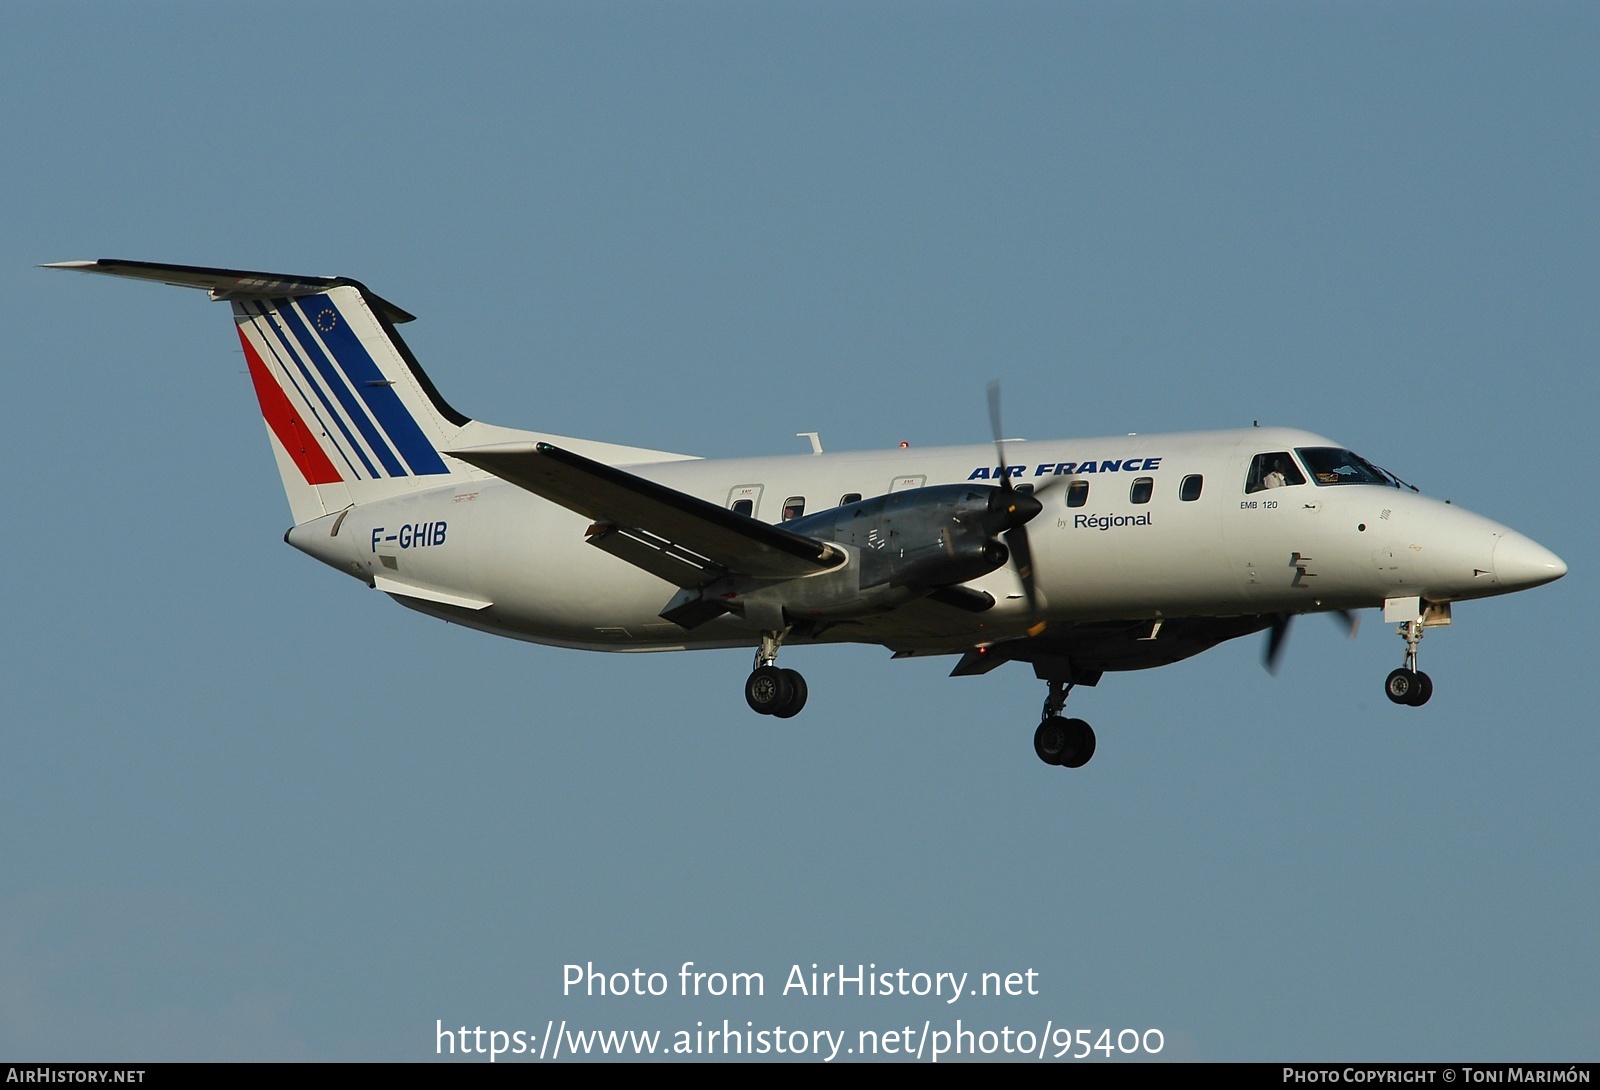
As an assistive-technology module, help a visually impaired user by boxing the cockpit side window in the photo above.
[1245,452,1307,494]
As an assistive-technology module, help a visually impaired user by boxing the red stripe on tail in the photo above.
[238,328,343,485]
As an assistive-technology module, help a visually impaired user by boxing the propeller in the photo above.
[1261,609,1360,674]
[986,381,1049,617]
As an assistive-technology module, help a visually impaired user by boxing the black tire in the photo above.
[1385,668,1417,705]
[1034,717,1069,765]
[1061,718,1097,768]
[745,665,793,715]
[1407,671,1433,707]
[772,669,809,718]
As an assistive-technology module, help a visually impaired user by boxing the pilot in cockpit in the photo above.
[1247,452,1304,493]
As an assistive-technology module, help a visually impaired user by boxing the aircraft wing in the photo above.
[448,442,842,587]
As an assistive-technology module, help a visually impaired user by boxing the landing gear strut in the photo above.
[1033,678,1096,768]
[745,628,807,718]
[1384,618,1433,707]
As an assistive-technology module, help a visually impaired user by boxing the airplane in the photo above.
[49,259,1569,769]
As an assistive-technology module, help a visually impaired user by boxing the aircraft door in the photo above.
[727,484,764,519]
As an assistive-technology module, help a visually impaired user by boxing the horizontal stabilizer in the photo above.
[449,442,842,583]
[45,258,416,323]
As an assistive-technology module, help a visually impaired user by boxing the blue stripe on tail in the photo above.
[295,297,449,475]
[253,301,380,480]
[275,298,407,477]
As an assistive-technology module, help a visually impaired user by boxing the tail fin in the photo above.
[48,260,472,522]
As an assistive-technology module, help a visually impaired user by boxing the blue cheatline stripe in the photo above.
[252,301,379,479]
[244,305,363,481]
[274,297,407,477]
[294,295,451,476]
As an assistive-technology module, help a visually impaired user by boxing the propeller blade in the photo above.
[1263,614,1291,674]
[1265,610,1357,674]
[990,385,1076,503]
[987,380,1047,628]
[1030,473,1072,500]
[987,379,1014,493]
[1005,525,1038,613]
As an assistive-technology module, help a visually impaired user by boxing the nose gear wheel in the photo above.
[1384,619,1433,707]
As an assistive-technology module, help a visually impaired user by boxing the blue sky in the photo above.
[2,2,1595,1061]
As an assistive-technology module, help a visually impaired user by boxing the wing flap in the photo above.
[588,524,726,588]
[449,441,841,583]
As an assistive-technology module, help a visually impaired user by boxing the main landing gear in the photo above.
[1384,617,1433,707]
[1033,678,1096,768]
[745,629,808,718]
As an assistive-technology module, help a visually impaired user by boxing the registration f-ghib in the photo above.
[51,260,1568,769]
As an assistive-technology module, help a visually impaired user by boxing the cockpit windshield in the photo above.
[1295,447,1400,488]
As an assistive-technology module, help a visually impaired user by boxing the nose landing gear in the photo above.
[745,628,808,718]
[1384,617,1433,706]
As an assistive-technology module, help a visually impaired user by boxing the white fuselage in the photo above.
[285,426,1563,658]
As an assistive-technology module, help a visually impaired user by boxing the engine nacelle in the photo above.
[801,483,1023,591]
[675,483,1025,626]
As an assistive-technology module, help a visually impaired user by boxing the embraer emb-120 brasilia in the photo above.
[52,259,1568,769]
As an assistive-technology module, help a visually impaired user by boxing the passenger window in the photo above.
[1245,452,1306,494]
[731,499,754,516]
[1066,481,1089,508]
[1130,477,1152,504]
[1016,483,1035,496]
[1180,474,1204,501]
[782,497,806,521]
[839,492,862,506]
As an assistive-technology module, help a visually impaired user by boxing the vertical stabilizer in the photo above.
[230,284,469,519]
[50,258,701,525]
[47,260,473,523]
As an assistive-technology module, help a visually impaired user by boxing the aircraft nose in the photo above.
[1493,531,1567,590]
